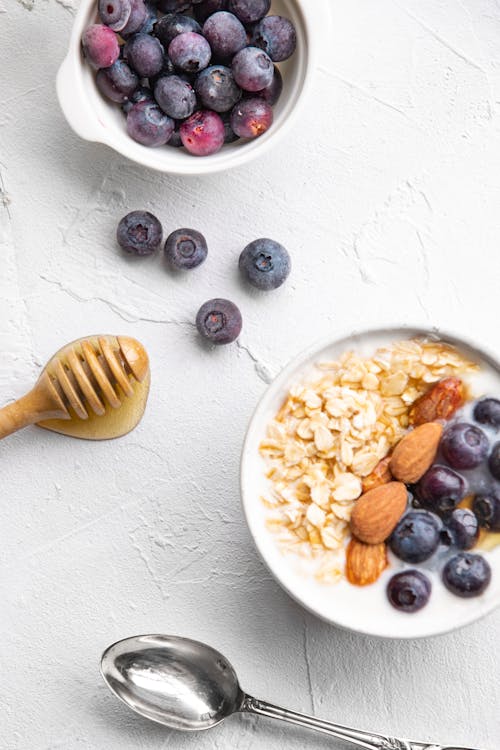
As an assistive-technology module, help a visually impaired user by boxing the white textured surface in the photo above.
[1,0,500,748]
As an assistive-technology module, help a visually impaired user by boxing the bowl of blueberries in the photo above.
[57,0,329,174]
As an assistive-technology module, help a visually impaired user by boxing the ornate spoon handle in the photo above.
[242,696,472,750]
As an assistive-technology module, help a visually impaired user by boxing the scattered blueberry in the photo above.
[155,75,197,119]
[117,211,163,256]
[444,508,479,550]
[127,100,175,146]
[387,570,431,613]
[97,59,140,102]
[415,465,468,515]
[203,11,247,60]
[489,442,500,480]
[169,31,212,73]
[196,298,242,345]
[473,493,500,532]
[124,33,164,77]
[474,398,500,429]
[442,552,491,598]
[82,24,120,69]
[165,228,208,269]
[239,238,291,290]
[232,46,274,92]
[389,510,441,564]
[252,15,297,62]
[98,0,132,31]
[195,65,241,112]
[255,65,283,105]
[154,13,202,47]
[227,0,270,24]
[230,97,273,137]
[441,422,489,470]
[180,110,225,155]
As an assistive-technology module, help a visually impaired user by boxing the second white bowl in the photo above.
[56,0,330,175]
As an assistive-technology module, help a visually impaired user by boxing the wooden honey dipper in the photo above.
[0,335,150,441]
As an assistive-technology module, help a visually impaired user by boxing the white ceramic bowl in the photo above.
[56,0,329,175]
[241,327,500,639]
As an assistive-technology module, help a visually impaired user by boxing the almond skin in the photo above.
[345,538,388,586]
[362,456,393,493]
[390,422,443,484]
[350,482,408,544]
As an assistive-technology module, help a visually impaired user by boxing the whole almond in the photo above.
[350,482,408,544]
[362,456,393,493]
[390,422,443,484]
[345,538,388,586]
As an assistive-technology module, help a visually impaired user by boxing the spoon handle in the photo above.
[241,695,445,750]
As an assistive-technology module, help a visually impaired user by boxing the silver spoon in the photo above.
[100,634,482,750]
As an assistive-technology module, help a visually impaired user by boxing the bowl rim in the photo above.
[56,0,329,175]
[240,324,500,639]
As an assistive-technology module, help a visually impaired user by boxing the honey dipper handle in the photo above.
[0,393,46,439]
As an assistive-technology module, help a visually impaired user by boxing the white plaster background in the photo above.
[1,0,500,747]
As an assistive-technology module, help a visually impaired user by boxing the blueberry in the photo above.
[227,0,270,24]
[165,228,208,269]
[82,24,120,69]
[124,33,164,77]
[180,110,225,155]
[158,0,192,11]
[169,32,212,73]
[441,422,489,470]
[387,570,431,613]
[98,0,131,31]
[474,398,500,429]
[136,1,158,35]
[239,238,291,290]
[154,13,202,46]
[167,124,184,147]
[231,46,274,92]
[117,211,163,256]
[442,552,491,598]
[252,15,297,62]
[473,493,500,532]
[203,11,247,60]
[194,0,227,22]
[415,465,468,515]
[97,59,139,102]
[221,111,239,143]
[121,85,154,113]
[444,508,479,550]
[489,442,500,480]
[255,65,283,105]
[230,97,273,137]
[196,298,242,345]
[126,101,175,146]
[148,54,175,87]
[154,75,197,119]
[195,65,241,112]
[120,0,148,36]
[389,510,441,563]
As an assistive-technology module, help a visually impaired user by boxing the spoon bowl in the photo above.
[101,635,243,731]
